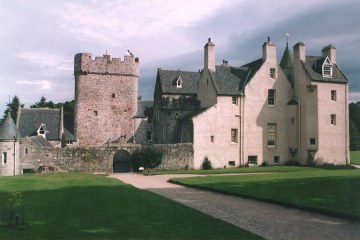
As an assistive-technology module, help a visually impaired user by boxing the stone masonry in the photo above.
[74,53,139,147]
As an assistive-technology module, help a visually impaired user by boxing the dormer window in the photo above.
[37,124,48,138]
[322,57,333,77]
[176,76,183,88]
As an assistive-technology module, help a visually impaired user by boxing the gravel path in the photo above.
[109,173,360,240]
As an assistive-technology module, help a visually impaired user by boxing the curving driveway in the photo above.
[110,173,360,240]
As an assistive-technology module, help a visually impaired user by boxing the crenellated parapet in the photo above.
[74,53,139,77]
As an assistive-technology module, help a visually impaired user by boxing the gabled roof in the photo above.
[0,113,19,140]
[303,56,348,83]
[238,58,264,92]
[209,65,246,96]
[134,101,153,118]
[28,136,53,147]
[18,108,61,140]
[157,69,200,95]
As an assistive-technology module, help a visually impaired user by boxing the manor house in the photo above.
[0,37,350,176]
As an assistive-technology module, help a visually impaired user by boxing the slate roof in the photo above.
[0,113,19,140]
[210,65,247,96]
[134,101,153,118]
[28,136,53,147]
[303,56,348,83]
[280,45,293,69]
[158,69,200,95]
[18,108,76,141]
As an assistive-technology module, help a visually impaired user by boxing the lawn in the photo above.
[0,173,261,240]
[170,168,360,221]
[351,151,360,164]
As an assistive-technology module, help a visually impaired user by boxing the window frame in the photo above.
[2,152,7,165]
[146,131,153,142]
[267,123,277,147]
[322,58,333,77]
[248,156,258,165]
[331,114,336,125]
[232,96,238,105]
[231,128,238,143]
[267,89,276,106]
[331,90,336,101]
[270,68,276,79]
[274,156,280,164]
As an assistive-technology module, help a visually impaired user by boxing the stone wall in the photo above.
[74,53,139,147]
[19,141,194,173]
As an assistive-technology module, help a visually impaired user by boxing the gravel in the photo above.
[110,173,360,240]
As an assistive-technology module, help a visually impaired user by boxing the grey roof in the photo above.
[134,101,153,118]
[238,58,264,92]
[64,128,76,141]
[158,69,200,95]
[303,56,348,83]
[28,136,53,147]
[210,65,247,96]
[0,113,19,140]
[280,45,293,69]
[18,108,61,140]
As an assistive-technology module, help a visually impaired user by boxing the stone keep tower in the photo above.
[74,52,139,147]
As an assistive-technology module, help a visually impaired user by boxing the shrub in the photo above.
[131,146,164,172]
[202,157,212,170]
[260,161,268,167]
[284,160,300,166]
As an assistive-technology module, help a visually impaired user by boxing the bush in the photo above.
[131,146,164,172]
[284,160,300,166]
[202,157,212,170]
[261,161,268,167]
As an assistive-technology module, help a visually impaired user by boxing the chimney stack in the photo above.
[322,44,336,64]
[293,42,306,62]
[262,38,277,61]
[204,38,215,71]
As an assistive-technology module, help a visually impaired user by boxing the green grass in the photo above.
[144,166,310,175]
[351,151,360,164]
[0,173,261,240]
[170,168,360,221]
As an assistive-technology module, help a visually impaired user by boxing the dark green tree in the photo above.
[30,96,54,108]
[1,95,20,124]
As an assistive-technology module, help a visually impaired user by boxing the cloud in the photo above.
[16,80,54,90]
[17,52,73,71]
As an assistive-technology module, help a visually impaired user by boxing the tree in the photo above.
[30,96,54,108]
[349,101,360,150]
[1,96,20,124]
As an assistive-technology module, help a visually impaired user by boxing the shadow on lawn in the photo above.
[171,175,360,221]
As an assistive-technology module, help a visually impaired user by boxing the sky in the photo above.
[0,0,359,115]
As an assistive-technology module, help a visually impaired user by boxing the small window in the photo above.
[267,89,276,106]
[231,129,238,143]
[146,131,153,141]
[274,156,280,163]
[228,161,235,166]
[210,135,214,143]
[270,68,276,78]
[176,76,183,88]
[94,111,98,116]
[310,138,316,145]
[248,156,257,165]
[147,114,153,124]
[331,90,336,101]
[232,96,238,105]
[25,148,28,154]
[112,93,116,98]
[2,152,7,164]
[331,114,336,125]
[323,64,332,77]
[267,123,277,147]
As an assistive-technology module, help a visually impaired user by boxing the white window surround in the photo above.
[231,128,238,143]
[267,123,277,147]
[268,89,276,106]
[322,57,333,77]
[176,76,183,88]
[37,124,49,138]
[2,152,7,165]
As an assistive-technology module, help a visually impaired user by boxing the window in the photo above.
[323,58,333,77]
[331,90,336,101]
[267,89,276,106]
[270,68,276,78]
[94,111,98,116]
[146,131,152,141]
[25,148,28,154]
[2,152,7,164]
[248,156,257,165]
[176,76,183,88]
[267,123,277,147]
[232,96,238,105]
[147,114,153,124]
[228,161,235,166]
[210,135,214,143]
[112,93,116,98]
[274,156,280,163]
[331,114,336,125]
[310,138,316,145]
[231,129,238,143]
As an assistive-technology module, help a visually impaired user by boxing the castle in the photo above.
[0,37,350,176]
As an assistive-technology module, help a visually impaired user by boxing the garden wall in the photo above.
[19,141,193,173]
